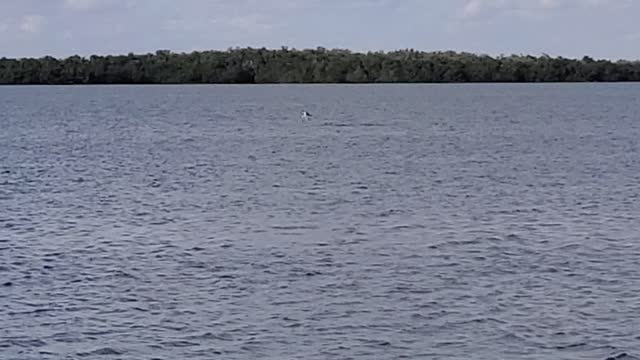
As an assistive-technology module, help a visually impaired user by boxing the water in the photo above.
[1,84,639,360]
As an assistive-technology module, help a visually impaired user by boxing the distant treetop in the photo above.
[1,47,638,84]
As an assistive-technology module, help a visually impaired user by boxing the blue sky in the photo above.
[0,0,638,60]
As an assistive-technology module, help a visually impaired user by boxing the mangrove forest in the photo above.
[1,47,639,84]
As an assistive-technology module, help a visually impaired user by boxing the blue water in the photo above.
[1,84,639,360]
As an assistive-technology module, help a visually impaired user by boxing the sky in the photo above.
[0,0,638,60]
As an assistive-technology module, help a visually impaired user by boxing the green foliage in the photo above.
[1,48,639,84]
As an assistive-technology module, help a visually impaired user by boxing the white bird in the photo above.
[301,110,312,120]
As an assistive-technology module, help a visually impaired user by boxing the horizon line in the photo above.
[2,47,638,63]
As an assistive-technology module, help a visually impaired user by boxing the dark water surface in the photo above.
[1,84,639,360]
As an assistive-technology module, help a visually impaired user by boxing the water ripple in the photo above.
[1,84,639,360]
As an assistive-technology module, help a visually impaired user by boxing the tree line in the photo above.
[1,47,639,84]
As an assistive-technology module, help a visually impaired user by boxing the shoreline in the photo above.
[2,81,640,86]
[2,48,640,85]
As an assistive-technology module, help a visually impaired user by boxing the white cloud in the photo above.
[458,0,615,19]
[227,14,273,32]
[0,0,637,60]
[540,0,559,9]
[19,15,45,34]
[64,0,98,10]
[460,0,596,18]
[462,0,483,18]
[625,32,640,41]
[584,0,612,6]
[62,0,134,12]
